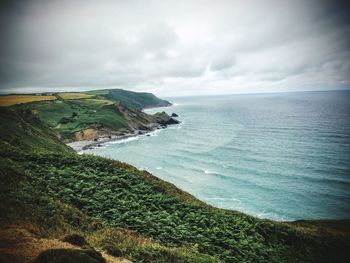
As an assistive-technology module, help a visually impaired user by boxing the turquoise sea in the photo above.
[85,91,350,221]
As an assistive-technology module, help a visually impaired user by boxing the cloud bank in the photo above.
[0,0,349,96]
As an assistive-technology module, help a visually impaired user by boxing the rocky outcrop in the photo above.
[70,103,180,145]
[171,113,178,117]
[153,111,180,126]
[75,128,105,141]
[108,103,179,132]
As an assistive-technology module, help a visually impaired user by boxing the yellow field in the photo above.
[58,93,94,100]
[0,95,57,107]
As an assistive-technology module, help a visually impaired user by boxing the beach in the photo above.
[67,125,169,152]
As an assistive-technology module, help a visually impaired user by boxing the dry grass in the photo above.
[0,224,78,263]
[58,93,94,100]
[0,95,56,107]
[0,224,124,263]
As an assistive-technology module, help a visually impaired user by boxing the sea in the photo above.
[85,90,350,221]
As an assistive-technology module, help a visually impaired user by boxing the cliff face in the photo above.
[111,102,179,131]
[70,103,180,142]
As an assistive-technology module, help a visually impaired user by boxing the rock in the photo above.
[166,118,179,125]
[34,249,106,263]
[105,246,123,257]
[171,113,178,117]
[62,234,88,247]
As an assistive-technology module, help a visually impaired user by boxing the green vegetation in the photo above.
[0,106,349,263]
[34,249,106,263]
[11,89,174,141]
[0,108,71,153]
[90,89,172,109]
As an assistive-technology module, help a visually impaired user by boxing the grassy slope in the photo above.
[0,107,349,262]
[87,89,172,109]
[0,108,71,153]
[0,108,215,262]
[15,89,173,141]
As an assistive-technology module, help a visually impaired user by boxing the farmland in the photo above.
[57,92,95,100]
[0,95,57,107]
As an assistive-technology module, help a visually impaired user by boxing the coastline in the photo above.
[67,125,166,152]
[67,104,178,152]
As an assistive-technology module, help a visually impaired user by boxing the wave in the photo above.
[109,136,140,144]
[207,197,241,202]
[148,129,162,137]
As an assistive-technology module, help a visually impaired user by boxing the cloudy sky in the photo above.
[0,0,349,97]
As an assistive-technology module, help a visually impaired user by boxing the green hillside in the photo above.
[86,89,172,109]
[12,89,176,142]
[0,107,349,262]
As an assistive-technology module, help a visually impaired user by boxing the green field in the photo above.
[85,88,172,109]
[19,99,128,140]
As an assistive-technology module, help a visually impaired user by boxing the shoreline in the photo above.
[67,104,178,152]
[67,125,166,153]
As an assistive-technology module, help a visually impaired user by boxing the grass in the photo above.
[104,89,171,109]
[85,90,110,96]
[57,93,95,100]
[0,151,217,263]
[34,249,106,263]
[80,99,115,106]
[0,108,71,153]
[17,99,128,141]
[0,95,56,107]
[0,151,309,262]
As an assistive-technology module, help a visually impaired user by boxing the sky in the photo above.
[0,0,349,97]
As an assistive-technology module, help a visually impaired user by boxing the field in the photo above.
[57,93,95,100]
[0,95,56,107]
[18,99,128,141]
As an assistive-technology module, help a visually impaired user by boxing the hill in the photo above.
[85,89,172,109]
[5,89,177,142]
[0,103,349,262]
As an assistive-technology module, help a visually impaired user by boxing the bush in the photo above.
[34,249,106,263]
[63,234,88,247]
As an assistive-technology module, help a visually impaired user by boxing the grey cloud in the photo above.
[0,0,349,96]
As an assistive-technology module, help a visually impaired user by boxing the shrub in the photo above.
[34,249,106,263]
[63,234,88,247]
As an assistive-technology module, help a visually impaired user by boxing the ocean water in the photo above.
[85,91,350,221]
